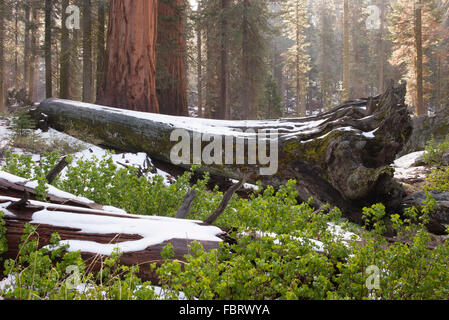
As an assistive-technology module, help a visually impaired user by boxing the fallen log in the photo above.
[0,171,226,283]
[38,83,412,223]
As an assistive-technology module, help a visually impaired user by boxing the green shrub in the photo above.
[10,108,36,137]
[425,167,449,192]
[0,211,7,263]
[424,135,449,165]
[3,151,449,300]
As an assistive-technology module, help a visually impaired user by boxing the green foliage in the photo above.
[425,167,449,192]
[2,151,449,300]
[0,211,7,263]
[10,108,36,137]
[424,135,449,166]
[157,198,449,300]
[261,73,283,119]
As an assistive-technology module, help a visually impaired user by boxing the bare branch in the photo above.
[204,175,248,225]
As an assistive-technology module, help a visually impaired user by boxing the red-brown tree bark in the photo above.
[97,0,160,113]
[156,0,188,116]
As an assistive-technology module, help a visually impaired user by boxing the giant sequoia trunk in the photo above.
[39,83,412,223]
[97,0,159,113]
[157,0,188,116]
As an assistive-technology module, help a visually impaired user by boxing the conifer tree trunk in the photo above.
[28,7,37,101]
[97,0,159,113]
[295,1,306,117]
[218,0,230,120]
[197,22,203,118]
[60,0,71,99]
[157,0,188,116]
[0,2,4,112]
[414,0,425,115]
[206,24,218,119]
[24,4,31,95]
[343,0,350,101]
[45,0,53,98]
[14,8,19,90]
[378,0,385,94]
[96,0,106,100]
[32,10,41,102]
[82,0,93,102]
[241,0,250,120]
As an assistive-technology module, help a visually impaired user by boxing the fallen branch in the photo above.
[204,175,248,225]
[6,190,29,211]
[46,156,69,184]
[175,189,197,219]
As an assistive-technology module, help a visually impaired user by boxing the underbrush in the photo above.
[424,136,449,192]
[1,151,449,300]
[1,109,87,155]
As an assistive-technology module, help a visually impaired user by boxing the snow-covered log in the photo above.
[38,83,412,222]
[0,171,226,283]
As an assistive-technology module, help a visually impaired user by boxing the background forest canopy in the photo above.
[0,0,448,121]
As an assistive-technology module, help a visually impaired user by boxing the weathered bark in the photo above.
[241,0,250,120]
[218,0,230,120]
[14,8,19,90]
[95,0,106,101]
[157,0,188,116]
[0,174,225,283]
[82,0,93,103]
[60,0,71,99]
[415,0,425,116]
[30,9,40,102]
[97,0,159,113]
[24,4,31,97]
[197,26,203,118]
[39,83,412,223]
[45,0,53,99]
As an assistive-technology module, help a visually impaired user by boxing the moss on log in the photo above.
[38,83,412,223]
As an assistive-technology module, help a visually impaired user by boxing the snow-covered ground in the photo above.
[0,116,175,184]
[393,151,431,182]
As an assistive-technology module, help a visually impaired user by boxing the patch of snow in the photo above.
[0,275,16,293]
[327,223,360,241]
[394,151,426,169]
[241,230,326,253]
[25,180,95,205]
[393,151,429,181]
[230,179,259,191]
[362,128,379,139]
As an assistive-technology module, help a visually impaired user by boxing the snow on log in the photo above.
[0,171,225,283]
[38,83,412,222]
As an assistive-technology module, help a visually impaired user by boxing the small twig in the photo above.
[204,174,249,225]
[175,189,197,219]
[116,161,130,169]
[46,156,69,184]
[7,190,30,211]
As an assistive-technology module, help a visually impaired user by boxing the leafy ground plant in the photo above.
[1,151,449,300]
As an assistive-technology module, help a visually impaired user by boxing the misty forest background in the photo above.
[0,0,448,120]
